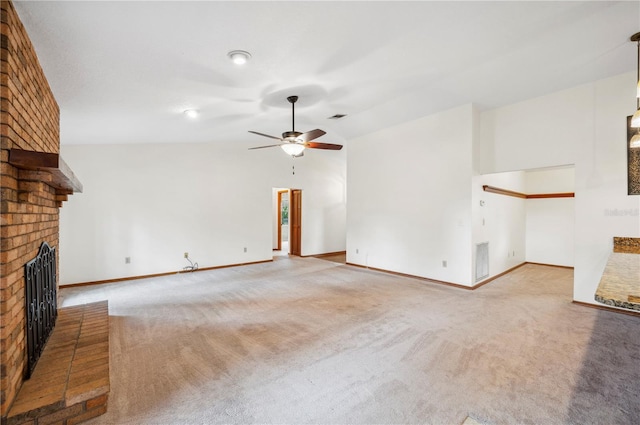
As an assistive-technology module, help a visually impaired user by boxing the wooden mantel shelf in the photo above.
[9,149,83,194]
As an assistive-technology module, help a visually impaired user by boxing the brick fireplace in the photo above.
[1,0,82,417]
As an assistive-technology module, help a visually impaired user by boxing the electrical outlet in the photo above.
[356,248,359,254]
[125,257,131,264]
[244,247,247,253]
[442,260,447,268]
[184,252,188,258]
[513,250,515,257]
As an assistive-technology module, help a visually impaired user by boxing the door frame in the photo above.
[276,189,288,251]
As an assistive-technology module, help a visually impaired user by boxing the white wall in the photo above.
[479,72,640,304]
[525,167,575,194]
[347,104,474,285]
[524,167,575,267]
[301,155,347,255]
[574,73,640,303]
[472,171,526,283]
[60,143,346,284]
[478,85,587,174]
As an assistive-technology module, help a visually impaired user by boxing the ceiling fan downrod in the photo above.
[287,96,298,132]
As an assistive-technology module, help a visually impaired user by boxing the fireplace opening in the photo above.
[24,242,57,379]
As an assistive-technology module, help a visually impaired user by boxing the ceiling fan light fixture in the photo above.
[281,143,305,156]
[228,50,251,65]
[249,95,341,155]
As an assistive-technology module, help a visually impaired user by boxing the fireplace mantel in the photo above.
[8,148,83,195]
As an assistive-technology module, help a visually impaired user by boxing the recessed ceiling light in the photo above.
[227,50,251,65]
[183,109,199,119]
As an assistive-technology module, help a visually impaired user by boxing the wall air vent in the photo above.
[475,242,489,282]
[328,114,347,119]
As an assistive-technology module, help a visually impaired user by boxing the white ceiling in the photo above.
[13,1,640,149]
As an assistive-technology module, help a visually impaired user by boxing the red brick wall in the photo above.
[1,0,61,416]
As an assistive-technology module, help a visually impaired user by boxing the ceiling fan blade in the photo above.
[248,144,282,150]
[297,129,326,142]
[305,141,343,150]
[248,130,282,141]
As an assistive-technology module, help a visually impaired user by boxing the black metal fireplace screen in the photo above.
[24,242,57,379]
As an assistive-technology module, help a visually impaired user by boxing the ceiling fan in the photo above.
[248,96,343,157]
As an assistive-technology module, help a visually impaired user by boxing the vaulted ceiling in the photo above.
[14,1,640,149]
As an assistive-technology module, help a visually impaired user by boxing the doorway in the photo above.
[273,188,301,256]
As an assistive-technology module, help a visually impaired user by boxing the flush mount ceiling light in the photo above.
[183,109,199,119]
[630,32,640,148]
[227,50,251,65]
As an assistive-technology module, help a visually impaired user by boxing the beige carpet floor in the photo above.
[59,257,640,425]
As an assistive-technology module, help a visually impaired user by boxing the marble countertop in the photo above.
[595,252,640,311]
